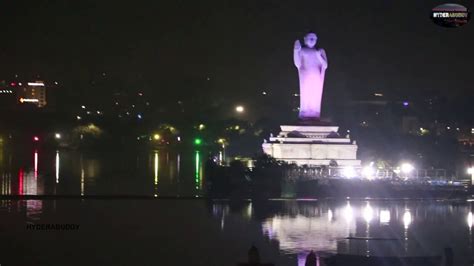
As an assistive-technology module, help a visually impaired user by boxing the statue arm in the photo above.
[320,49,328,69]
[293,40,302,68]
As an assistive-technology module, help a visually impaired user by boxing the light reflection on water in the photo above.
[0,149,205,197]
[0,148,473,265]
[213,200,474,265]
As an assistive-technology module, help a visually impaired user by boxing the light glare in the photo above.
[401,163,414,174]
[363,203,374,223]
[403,210,412,229]
[380,210,390,224]
[342,166,357,178]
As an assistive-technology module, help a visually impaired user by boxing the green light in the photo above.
[195,151,201,192]
[194,138,202,145]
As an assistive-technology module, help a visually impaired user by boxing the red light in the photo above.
[33,136,39,141]
[10,82,16,86]
[18,168,24,195]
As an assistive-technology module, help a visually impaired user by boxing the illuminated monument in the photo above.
[262,33,361,167]
[294,33,327,120]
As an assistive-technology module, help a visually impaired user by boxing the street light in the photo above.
[55,133,61,139]
[153,134,161,141]
[235,105,244,113]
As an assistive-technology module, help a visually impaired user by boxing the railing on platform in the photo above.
[285,166,461,182]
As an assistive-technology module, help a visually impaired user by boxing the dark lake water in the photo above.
[0,149,473,265]
[0,148,207,197]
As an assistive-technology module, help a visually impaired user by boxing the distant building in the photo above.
[0,80,16,109]
[16,81,47,107]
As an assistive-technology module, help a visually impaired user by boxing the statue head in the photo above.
[304,33,317,48]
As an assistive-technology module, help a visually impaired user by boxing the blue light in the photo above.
[403,101,409,107]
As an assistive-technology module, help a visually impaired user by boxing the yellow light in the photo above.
[235,105,244,113]
[28,82,45,86]
[153,134,161,140]
[55,133,61,139]
[198,124,205,130]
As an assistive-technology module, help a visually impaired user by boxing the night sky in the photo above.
[1,0,473,103]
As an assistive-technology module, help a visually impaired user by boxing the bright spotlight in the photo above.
[468,167,474,175]
[153,134,161,140]
[55,133,61,139]
[342,166,357,178]
[400,163,414,174]
[362,165,375,179]
[235,105,244,113]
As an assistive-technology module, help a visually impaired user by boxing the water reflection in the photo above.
[468,211,473,229]
[380,209,390,224]
[195,151,203,196]
[154,151,159,197]
[363,202,373,224]
[469,211,473,251]
[1,172,11,195]
[261,203,355,253]
[212,202,230,230]
[80,155,84,196]
[343,202,353,224]
[34,150,38,179]
[211,200,473,264]
[0,148,208,196]
[55,151,60,184]
[403,210,412,230]
[26,200,43,221]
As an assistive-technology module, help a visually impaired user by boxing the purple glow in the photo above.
[294,33,328,120]
[403,101,409,106]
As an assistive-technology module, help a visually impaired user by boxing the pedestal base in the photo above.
[262,125,361,167]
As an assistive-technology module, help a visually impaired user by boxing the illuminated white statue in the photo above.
[294,33,328,120]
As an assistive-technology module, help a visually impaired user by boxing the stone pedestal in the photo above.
[262,125,361,167]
